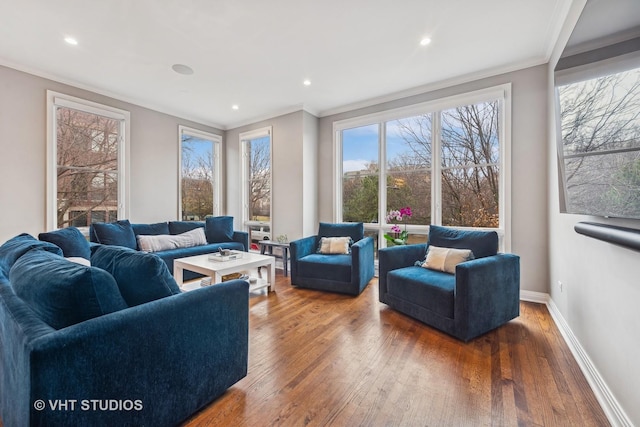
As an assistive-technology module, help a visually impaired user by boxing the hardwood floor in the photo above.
[184,273,610,427]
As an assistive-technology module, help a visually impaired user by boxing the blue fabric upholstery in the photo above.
[168,220,205,235]
[38,227,91,260]
[131,221,170,237]
[0,233,249,426]
[379,226,520,341]
[290,223,374,295]
[0,234,62,277]
[91,219,137,249]
[205,216,234,243]
[10,250,127,330]
[91,245,181,307]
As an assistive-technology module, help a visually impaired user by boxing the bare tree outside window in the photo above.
[181,136,214,220]
[56,107,120,228]
[248,136,271,222]
[558,68,640,218]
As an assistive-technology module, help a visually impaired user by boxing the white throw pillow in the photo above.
[137,227,207,252]
[422,245,474,274]
[317,236,352,255]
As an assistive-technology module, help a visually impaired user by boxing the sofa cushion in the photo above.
[38,227,91,260]
[205,216,234,243]
[10,250,127,329]
[318,222,364,242]
[422,245,474,274]
[298,254,352,283]
[169,221,205,235]
[137,228,207,252]
[427,225,498,259]
[387,266,455,319]
[0,233,63,277]
[131,222,170,237]
[91,245,181,307]
[92,220,137,249]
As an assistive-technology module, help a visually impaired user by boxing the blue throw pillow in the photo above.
[38,227,91,260]
[10,250,127,330]
[427,225,498,259]
[205,216,234,243]
[0,234,62,277]
[92,220,137,249]
[91,245,181,307]
[168,221,205,235]
[132,222,170,236]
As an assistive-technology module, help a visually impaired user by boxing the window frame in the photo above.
[46,91,130,231]
[333,84,512,251]
[178,125,222,220]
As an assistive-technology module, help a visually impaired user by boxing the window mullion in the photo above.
[432,112,442,226]
[379,122,387,249]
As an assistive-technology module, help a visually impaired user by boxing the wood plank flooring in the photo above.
[184,273,609,427]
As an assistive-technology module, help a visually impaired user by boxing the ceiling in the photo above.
[0,0,575,129]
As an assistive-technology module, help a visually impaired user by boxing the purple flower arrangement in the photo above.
[384,206,412,245]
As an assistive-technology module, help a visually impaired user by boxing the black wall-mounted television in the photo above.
[554,36,640,220]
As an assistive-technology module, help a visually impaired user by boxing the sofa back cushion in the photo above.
[131,222,170,237]
[318,222,364,243]
[10,250,127,329]
[0,234,63,278]
[91,245,181,307]
[205,216,234,243]
[427,225,498,259]
[38,227,91,260]
[168,221,205,235]
[91,220,137,250]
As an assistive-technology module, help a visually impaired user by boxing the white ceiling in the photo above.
[0,0,574,129]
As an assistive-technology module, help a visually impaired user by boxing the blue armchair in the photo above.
[378,225,520,341]
[290,222,375,295]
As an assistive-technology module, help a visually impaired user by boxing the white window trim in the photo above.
[333,84,512,252]
[239,126,273,232]
[178,125,222,220]
[46,91,130,231]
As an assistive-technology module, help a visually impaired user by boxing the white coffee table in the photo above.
[173,251,275,293]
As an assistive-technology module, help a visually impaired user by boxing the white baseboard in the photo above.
[523,293,633,427]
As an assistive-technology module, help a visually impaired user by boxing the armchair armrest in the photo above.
[351,236,375,288]
[378,244,428,297]
[289,235,318,281]
[454,254,520,341]
[232,230,249,251]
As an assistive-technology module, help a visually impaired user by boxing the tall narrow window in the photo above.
[342,124,380,223]
[47,92,129,230]
[241,127,272,250]
[179,126,221,220]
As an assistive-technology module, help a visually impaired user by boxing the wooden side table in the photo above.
[258,240,290,276]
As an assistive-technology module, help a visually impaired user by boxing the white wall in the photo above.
[225,110,318,241]
[317,65,550,293]
[0,64,222,242]
[546,2,640,424]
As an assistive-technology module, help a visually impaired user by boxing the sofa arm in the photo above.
[28,280,249,426]
[454,254,520,341]
[351,236,375,288]
[378,244,428,297]
[233,230,249,251]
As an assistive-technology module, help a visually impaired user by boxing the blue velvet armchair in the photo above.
[378,225,520,341]
[290,222,375,295]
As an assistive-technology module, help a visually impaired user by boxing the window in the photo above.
[240,127,272,250]
[335,85,510,251]
[179,126,221,221]
[47,91,129,230]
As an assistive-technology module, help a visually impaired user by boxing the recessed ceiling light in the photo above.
[64,37,78,46]
[232,105,239,110]
[420,37,432,46]
[303,79,311,86]
[171,64,194,75]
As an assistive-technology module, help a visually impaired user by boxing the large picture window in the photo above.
[335,85,510,252]
[47,92,129,230]
[179,126,221,220]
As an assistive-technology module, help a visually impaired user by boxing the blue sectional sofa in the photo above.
[89,217,249,281]
[0,233,249,426]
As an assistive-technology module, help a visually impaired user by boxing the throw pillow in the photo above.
[137,227,207,252]
[0,233,62,277]
[205,216,234,243]
[92,220,137,250]
[91,245,181,307]
[422,245,474,274]
[38,227,91,260]
[10,250,127,330]
[317,236,352,255]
